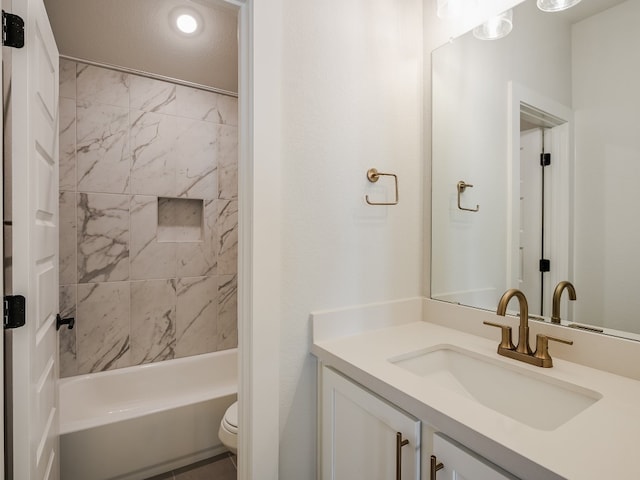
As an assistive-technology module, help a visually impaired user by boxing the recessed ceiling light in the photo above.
[170,8,203,36]
[176,13,198,34]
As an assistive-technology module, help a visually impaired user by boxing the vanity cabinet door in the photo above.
[432,434,518,480]
[321,367,421,480]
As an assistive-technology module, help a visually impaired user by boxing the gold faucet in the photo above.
[551,281,576,324]
[484,288,573,368]
[498,289,531,354]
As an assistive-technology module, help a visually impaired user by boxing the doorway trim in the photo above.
[507,82,573,314]
[230,0,282,479]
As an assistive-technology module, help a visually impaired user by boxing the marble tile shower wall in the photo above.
[58,60,238,377]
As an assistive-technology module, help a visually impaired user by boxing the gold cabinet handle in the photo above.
[430,455,444,479]
[366,168,399,205]
[395,432,409,480]
[457,180,479,212]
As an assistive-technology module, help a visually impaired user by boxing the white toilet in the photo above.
[218,401,238,454]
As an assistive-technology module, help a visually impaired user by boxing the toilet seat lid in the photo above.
[223,401,238,433]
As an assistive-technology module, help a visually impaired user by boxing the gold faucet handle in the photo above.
[534,334,574,367]
[483,321,515,350]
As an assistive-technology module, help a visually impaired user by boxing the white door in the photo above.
[519,128,544,315]
[519,126,565,318]
[10,0,60,478]
[432,434,518,480]
[0,13,5,478]
[321,367,421,480]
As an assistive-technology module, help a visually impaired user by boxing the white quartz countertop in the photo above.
[312,320,640,479]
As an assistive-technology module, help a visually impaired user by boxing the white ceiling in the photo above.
[44,0,238,93]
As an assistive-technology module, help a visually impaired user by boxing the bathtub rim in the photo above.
[59,348,238,435]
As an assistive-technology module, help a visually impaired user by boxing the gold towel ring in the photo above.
[365,168,399,206]
[457,180,479,212]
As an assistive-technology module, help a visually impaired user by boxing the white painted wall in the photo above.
[572,0,640,331]
[430,0,572,310]
[277,0,424,477]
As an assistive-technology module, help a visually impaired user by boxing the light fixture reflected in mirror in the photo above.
[537,0,582,12]
[473,9,513,40]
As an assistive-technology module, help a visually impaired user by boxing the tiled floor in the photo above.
[146,453,237,480]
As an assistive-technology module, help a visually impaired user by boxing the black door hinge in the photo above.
[540,153,551,167]
[4,295,26,329]
[2,10,24,49]
[539,259,551,272]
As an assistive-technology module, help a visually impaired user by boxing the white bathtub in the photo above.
[59,349,237,480]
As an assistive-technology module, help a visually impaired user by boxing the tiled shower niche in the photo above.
[158,198,205,243]
[58,60,238,377]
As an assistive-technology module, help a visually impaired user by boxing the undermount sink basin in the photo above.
[389,345,602,431]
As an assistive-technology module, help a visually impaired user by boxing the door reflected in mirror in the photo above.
[431,0,640,339]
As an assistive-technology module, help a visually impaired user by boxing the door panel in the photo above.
[433,434,518,480]
[10,0,60,478]
[0,4,4,476]
[519,128,543,314]
[321,367,420,480]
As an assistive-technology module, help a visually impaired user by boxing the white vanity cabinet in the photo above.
[321,366,421,480]
[432,434,519,480]
[320,365,522,480]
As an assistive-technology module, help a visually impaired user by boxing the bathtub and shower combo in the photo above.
[59,348,238,480]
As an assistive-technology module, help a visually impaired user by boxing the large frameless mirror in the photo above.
[431,0,640,339]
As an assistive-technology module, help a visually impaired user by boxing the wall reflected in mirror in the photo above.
[431,0,640,339]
